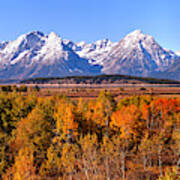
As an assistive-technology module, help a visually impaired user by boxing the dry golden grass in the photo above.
[27,85,180,100]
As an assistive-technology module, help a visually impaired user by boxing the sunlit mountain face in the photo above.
[0,30,179,80]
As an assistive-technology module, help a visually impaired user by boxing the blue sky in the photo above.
[0,0,179,51]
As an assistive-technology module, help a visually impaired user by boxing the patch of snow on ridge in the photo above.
[74,38,118,65]
[175,51,180,56]
[33,32,64,63]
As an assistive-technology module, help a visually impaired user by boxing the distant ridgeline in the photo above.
[20,75,180,85]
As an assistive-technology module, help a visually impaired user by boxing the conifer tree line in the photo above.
[0,90,179,179]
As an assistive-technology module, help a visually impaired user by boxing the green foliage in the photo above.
[0,92,37,175]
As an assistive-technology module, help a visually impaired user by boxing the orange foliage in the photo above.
[111,105,143,138]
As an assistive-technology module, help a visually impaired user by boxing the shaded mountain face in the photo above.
[152,57,180,80]
[0,30,179,80]
[101,30,177,76]
[0,32,101,79]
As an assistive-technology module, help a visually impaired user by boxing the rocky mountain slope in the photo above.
[0,31,101,79]
[153,58,180,80]
[0,30,179,80]
[73,39,117,65]
[101,30,178,77]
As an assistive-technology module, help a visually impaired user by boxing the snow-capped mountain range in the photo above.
[0,31,101,79]
[72,39,118,65]
[0,30,179,80]
[101,30,178,76]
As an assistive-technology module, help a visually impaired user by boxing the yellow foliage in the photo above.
[12,147,36,180]
[54,99,78,136]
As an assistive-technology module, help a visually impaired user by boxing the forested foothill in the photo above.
[21,74,180,85]
[0,89,179,179]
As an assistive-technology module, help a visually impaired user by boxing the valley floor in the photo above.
[22,84,180,100]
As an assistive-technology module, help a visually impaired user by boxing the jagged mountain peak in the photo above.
[94,38,110,43]
[120,29,154,50]
[93,38,113,49]
[4,31,45,50]
[0,31,47,66]
[48,32,61,40]
[73,38,117,65]
[9,31,61,49]
[125,29,146,41]
[0,30,179,80]
[15,31,45,44]
[25,31,45,37]
[45,32,64,50]
[76,41,87,47]
[0,31,102,79]
[126,29,144,37]
[124,29,153,40]
[74,38,113,50]
[131,29,142,33]
[0,31,65,65]
[102,30,177,76]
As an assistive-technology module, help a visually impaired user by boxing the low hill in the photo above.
[20,74,180,85]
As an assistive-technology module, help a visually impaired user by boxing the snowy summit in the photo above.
[0,29,179,80]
